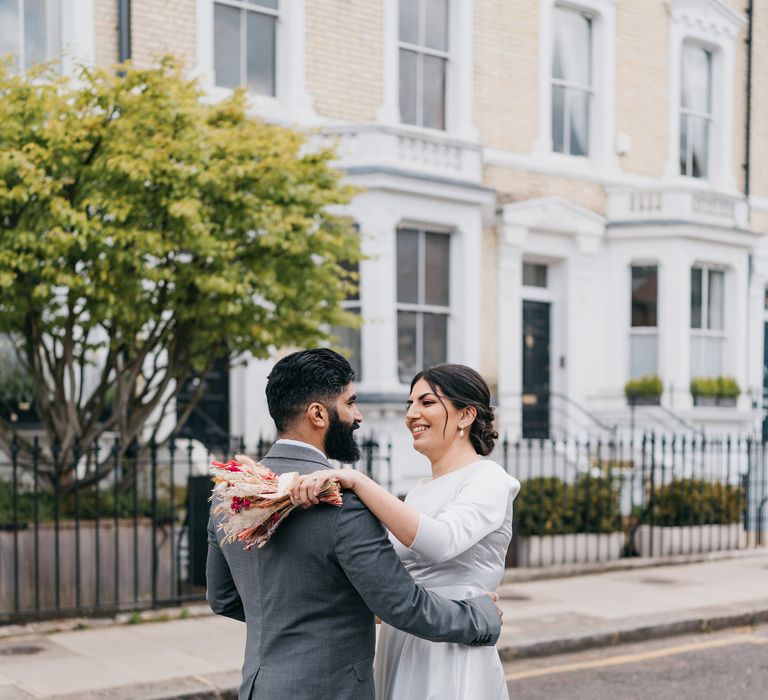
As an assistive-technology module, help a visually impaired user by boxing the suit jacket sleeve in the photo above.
[333,493,501,646]
[205,511,246,622]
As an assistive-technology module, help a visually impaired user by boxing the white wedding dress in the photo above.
[374,460,521,700]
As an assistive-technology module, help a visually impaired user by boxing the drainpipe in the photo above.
[744,0,754,205]
[118,0,131,62]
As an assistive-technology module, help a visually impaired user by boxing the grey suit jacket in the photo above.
[206,443,501,700]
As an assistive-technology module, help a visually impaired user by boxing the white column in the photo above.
[377,0,400,125]
[497,225,525,440]
[61,0,95,73]
[353,193,401,391]
[279,0,315,121]
[662,246,692,410]
[449,0,477,140]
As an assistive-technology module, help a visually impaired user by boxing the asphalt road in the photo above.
[504,626,768,700]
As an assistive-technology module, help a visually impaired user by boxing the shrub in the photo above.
[514,475,622,536]
[642,479,745,526]
[690,376,740,398]
[624,374,663,399]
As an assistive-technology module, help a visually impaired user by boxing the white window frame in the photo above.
[378,0,476,139]
[534,0,617,171]
[397,0,450,130]
[665,0,745,191]
[690,264,726,377]
[629,262,660,380]
[1,0,94,74]
[550,6,593,157]
[211,0,279,97]
[679,42,714,179]
[395,226,452,384]
[196,0,314,123]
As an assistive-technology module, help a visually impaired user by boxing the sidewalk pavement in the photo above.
[0,553,766,699]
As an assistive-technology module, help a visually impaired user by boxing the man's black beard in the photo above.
[324,407,361,463]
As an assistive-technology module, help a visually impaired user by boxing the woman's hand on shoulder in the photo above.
[290,468,359,508]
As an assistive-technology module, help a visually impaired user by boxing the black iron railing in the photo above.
[1,431,765,622]
[0,433,391,624]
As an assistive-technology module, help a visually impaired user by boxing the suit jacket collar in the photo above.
[262,442,332,470]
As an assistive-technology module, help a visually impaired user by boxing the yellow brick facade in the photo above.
[614,0,670,179]
[306,0,383,122]
[93,0,119,67]
[473,0,539,153]
[483,166,606,215]
[130,0,196,71]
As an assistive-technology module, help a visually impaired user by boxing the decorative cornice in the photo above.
[668,0,746,40]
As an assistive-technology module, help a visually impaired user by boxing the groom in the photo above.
[206,349,502,700]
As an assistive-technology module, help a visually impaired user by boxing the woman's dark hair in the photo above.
[410,364,498,456]
[266,349,355,432]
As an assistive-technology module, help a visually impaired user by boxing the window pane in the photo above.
[691,267,703,329]
[424,232,450,306]
[691,334,723,377]
[246,11,276,96]
[708,270,724,331]
[679,115,689,175]
[552,85,565,153]
[423,313,448,369]
[24,0,59,69]
[424,0,448,51]
[397,228,419,304]
[398,0,419,44]
[247,0,278,8]
[0,0,19,70]
[523,263,548,288]
[631,266,658,327]
[553,7,591,86]
[681,44,711,113]
[399,48,418,125]
[689,116,708,178]
[629,333,658,379]
[334,310,362,381]
[422,54,446,130]
[340,260,360,302]
[214,4,241,88]
[568,89,589,156]
[397,311,418,382]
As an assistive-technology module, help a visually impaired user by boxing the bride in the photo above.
[292,363,520,699]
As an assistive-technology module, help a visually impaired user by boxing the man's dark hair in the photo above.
[266,349,355,433]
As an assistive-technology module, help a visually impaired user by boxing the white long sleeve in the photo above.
[409,461,518,564]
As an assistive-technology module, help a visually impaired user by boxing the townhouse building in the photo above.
[4,0,768,490]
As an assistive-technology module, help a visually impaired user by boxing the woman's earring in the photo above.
[459,427,465,438]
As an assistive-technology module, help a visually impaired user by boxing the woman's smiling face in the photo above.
[405,377,462,456]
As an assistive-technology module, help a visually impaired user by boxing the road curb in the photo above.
[500,548,767,584]
[497,604,768,661]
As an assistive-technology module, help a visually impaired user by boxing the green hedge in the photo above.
[0,481,186,525]
[642,479,744,526]
[514,475,622,536]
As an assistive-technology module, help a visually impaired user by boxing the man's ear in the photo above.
[307,402,328,428]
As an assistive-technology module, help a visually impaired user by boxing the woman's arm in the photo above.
[291,469,419,548]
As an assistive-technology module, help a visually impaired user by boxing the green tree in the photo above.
[0,59,360,485]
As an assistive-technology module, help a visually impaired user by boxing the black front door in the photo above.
[522,300,551,439]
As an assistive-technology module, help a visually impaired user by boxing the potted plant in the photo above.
[624,374,663,406]
[690,376,740,407]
